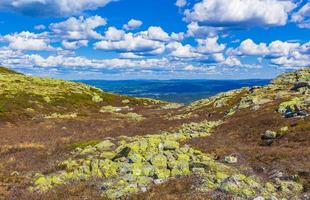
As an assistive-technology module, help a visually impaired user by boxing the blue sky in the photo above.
[0,0,309,80]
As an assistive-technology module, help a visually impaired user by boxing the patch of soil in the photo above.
[187,102,310,192]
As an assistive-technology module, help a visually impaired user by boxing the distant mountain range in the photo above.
[77,79,271,104]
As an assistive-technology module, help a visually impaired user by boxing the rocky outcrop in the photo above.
[31,119,302,199]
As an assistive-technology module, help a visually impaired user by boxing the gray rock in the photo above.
[261,130,277,140]
[112,147,131,161]
[224,155,238,164]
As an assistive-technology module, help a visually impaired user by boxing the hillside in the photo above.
[0,67,309,200]
[0,66,165,122]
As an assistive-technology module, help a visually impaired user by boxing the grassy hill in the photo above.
[0,67,163,121]
[0,66,309,200]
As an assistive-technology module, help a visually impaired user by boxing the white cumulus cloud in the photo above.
[104,27,126,41]
[0,0,115,16]
[94,33,165,54]
[184,0,296,27]
[123,19,143,30]
[62,40,88,50]
[196,36,226,54]
[1,31,54,51]
[49,16,107,40]
[230,39,310,68]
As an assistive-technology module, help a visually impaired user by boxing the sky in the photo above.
[0,0,309,80]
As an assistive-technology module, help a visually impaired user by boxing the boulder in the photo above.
[224,155,238,164]
[261,130,277,140]
[151,154,167,168]
[100,151,115,159]
[291,82,309,92]
[162,140,179,150]
[278,97,308,118]
[220,175,256,198]
[189,162,210,170]
[80,146,97,155]
[95,140,115,151]
[154,168,170,180]
[112,147,131,161]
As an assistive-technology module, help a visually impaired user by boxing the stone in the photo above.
[261,139,274,146]
[34,175,51,186]
[291,82,309,91]
[119,163,132,174]
[136,176,153,186]
[112,147,131,161]
[92,95,103,103]
[141,165,155,177]
[100,151,115,159]
[132,163,143,176]
[177,153,190,162]
[122,99,130,104]
[99,160,119,177]
[278,97,307,118]
[171,168,183,176]
[224,155,238,164]
[50,175,65,185]
[189,162,210,170]
[128,152,144,163]
[151,154,167,168]
[95,140,115,151]
[141,187,147,193]
[162,140,179,150]
[154,168,170,180]
[153,179,164,185]
[146,136,162,147]
[191,168,205,174]
[261,130,277,140]
[80,147,97,155]
[280,126,289,133]
[220,175,256,198]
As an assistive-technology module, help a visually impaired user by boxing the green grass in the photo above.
[0,66,163,120]
[67,140,102,149]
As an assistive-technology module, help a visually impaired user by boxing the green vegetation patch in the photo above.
[0,67,163,119]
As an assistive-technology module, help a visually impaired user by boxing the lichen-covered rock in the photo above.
[92,95,103,103]
[44,113,77,119]
[261,130,277,140]
[95,140,115,151]
[31,119,303,199]
[220,175,256,198]
[162,140,179,150]
[224,155,238,164]
[151,154,167,168]
[99,105,119,113]
[278,97,308,118]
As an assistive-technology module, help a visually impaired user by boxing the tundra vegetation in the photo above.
[0,66,309,199]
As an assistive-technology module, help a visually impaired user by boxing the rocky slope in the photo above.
[0,67,309,200]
